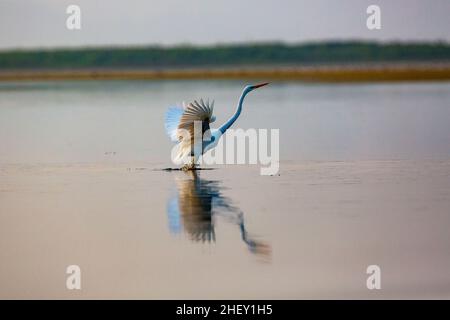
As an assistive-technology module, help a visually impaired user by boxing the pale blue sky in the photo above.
[0,0,449,49]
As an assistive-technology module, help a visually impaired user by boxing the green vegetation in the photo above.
[1,42,450,70]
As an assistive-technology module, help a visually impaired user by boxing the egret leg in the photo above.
[181,157,197,171]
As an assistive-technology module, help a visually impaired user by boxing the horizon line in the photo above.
[1,39,450,54]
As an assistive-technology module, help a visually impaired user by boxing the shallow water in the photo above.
[1,80,450,298]
[1,80,450,164]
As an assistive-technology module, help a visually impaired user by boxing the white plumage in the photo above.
[165,99,216,165]
[164,83,268,169]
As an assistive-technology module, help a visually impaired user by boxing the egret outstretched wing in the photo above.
[165,106,184,142]
[165,99,215,161]
[178,99,214,141]
[165,99,215,142]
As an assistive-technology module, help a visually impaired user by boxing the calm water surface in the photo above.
[1,80,450,298]
[1,80,450,163]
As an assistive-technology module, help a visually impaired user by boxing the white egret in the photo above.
[164,83,269,170]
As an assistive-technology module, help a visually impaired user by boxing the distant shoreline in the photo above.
[1,64,450,82]
[2,42,450,82]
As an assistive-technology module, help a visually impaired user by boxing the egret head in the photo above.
[244,82,269,94]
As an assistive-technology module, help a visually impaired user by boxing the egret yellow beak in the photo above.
[252,82,269,89]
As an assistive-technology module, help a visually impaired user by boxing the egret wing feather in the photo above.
[165,105,184,142]
[179,100,214,156]
[178,99,214,132]
[165,99,215,162]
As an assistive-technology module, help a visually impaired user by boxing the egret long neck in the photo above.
[219,90,248,134]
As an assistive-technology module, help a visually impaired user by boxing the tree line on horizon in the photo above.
[0,42,450,70]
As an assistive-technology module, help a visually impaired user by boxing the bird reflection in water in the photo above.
[167,171,271,257]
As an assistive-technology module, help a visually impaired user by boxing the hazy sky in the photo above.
[0,0,449,50]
